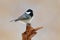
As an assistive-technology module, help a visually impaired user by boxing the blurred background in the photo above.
[0,0,60,40]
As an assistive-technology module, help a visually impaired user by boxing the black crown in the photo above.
[27,9,33,17]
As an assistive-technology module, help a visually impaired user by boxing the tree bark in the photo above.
[22,23,43,40]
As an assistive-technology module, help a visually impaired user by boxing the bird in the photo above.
[10,9,33,23]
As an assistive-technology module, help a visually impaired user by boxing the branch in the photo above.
[22,23,43,40]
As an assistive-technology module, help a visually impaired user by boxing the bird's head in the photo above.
[26,9,33,17]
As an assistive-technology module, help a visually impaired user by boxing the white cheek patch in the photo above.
[26,12,31,14]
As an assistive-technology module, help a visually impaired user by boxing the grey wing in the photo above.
[14,13,31,22]
[14,15,25,22]
[17,14,30,20]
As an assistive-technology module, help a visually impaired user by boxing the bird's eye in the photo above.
[26,12,31,14]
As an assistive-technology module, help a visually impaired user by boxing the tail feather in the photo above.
[10,20,14,22]
[10,19,18,22]
[14,19,18,22]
